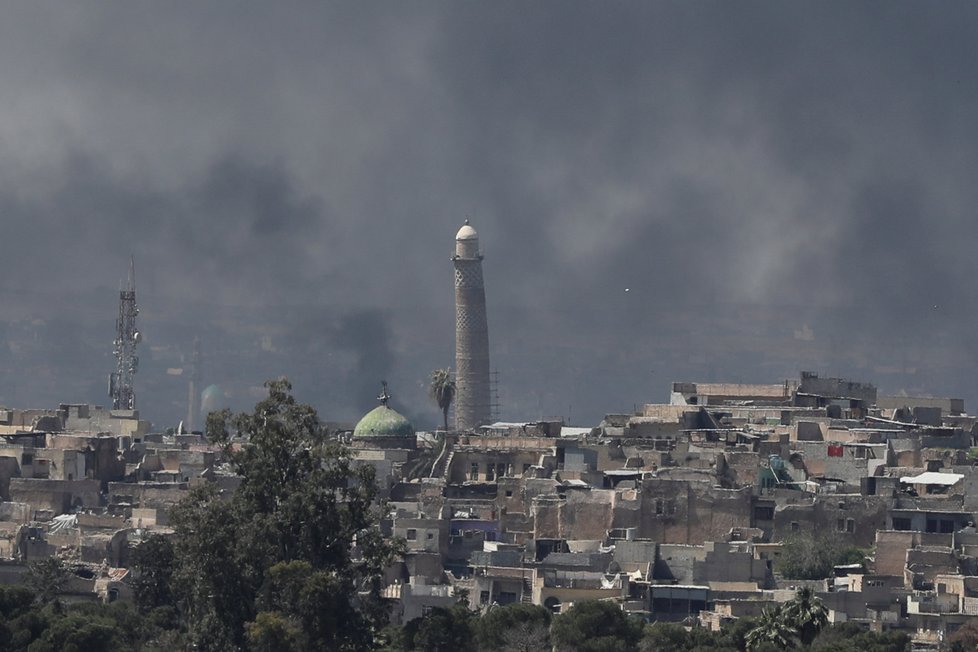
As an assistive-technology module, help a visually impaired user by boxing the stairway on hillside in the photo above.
[429,443,455,480]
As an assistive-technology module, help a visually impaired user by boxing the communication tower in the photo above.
[108,258,140,410]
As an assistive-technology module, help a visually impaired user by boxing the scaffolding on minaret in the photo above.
[490,368,501,423]
[108,257,140,411]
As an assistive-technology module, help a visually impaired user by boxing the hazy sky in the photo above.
[1,3,977,427]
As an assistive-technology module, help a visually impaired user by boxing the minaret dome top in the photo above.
[455,220,481,258]
[456,220,478,241]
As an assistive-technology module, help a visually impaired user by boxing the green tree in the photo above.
[129,534,175,612]
[164,378,403,651]
[745,606,796,651]
[476,603,551,652]
[26,557,69,605]
[25,612,122,652]
[551,600,644,652]
[777,531,867,580]
[0,583,35,618]
[810,622,910,652]
[167,483,250,651]
[429,368,457,432]
[781,586,828,646]
[0,593,170,652]
[246,611,303,652]
[411,603,477,652]
[640,622,694,651]
[714,617,757,652]
[639,622,732,652]
[949,620,978,652]
[0,584,39,649]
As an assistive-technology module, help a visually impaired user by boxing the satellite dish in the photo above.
[133,331,142,343]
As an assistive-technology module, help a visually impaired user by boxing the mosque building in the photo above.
[350,382,419,497]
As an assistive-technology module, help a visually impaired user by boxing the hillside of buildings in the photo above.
[2,371,978,649]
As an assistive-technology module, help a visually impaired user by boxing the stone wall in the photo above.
[9,478,101,515]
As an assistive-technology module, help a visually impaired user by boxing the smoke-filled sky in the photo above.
[1,2,977,428]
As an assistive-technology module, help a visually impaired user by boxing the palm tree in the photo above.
[781,586,828,646]
[745,606,796,651]
[429,368,456,432]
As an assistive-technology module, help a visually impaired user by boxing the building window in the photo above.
[838,518,855,533]
[505,490,513,497]
[754,506,774,521]
[498,591,517,605]
[480,591,490,605]
[790,521,800,532]
[427,532,434,540]
[854,447,867,459]
[406,529,417,540]
[655,499,664,515]
[470,463,479,481]
[892,517,912,531]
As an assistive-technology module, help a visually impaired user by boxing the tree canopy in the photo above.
[134,378,403,651]
[428,368,456,432]
[550,600,644,652]
[776,531,867,580]
[476,603,552,652]
[743,588,831,651]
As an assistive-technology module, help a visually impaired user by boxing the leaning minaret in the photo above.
[453,220,491,431]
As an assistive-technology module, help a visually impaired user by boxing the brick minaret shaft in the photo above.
[453,220,491,431]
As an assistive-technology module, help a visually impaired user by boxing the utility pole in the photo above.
[187,337,201,431]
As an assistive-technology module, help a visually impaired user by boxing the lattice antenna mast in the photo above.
[109,257,141,410]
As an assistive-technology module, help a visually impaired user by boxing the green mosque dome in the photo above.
[353,405,415,438]
[200,384,224,413]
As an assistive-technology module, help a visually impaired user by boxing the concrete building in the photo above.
[453,221,491,431]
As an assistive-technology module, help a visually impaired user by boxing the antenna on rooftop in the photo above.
[108,256,140,411]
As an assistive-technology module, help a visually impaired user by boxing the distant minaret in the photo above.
[187,337,201,431]
[453,220,491,431]
[108,258,140,411]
